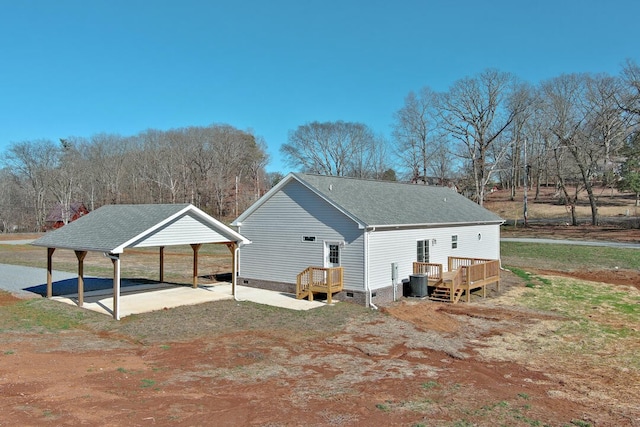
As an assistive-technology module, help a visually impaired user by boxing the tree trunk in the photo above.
[586,185,599,225]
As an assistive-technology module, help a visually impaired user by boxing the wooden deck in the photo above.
[296,266,344,304]
[413,257,500,303]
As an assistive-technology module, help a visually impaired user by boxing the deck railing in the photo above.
[448,256,494,271]
[296,266,344,304]
[412,262,443,279]
[465,260,500,284]
[412,257,500,303]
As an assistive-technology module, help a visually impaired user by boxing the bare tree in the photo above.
[281,121,382,177]
[49,139,84,226]
[585,74,629,193]
[0,168,25,232]
[619,59,640,117]
[392,87,440,183]
[437,69,528,205]
[541,73,616,225]
[5,140,59,230]
[79,133,133,207]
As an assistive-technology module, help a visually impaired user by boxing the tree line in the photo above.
[2,60,639,232]
[282,61,640,226]
[1,125,268,231]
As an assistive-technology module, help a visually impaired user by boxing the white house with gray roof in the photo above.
[232,173,504,306]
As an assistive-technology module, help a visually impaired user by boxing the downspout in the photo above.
[365,227,378,310]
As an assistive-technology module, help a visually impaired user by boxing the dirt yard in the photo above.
[1,194,639,426]
[1,268,638,426]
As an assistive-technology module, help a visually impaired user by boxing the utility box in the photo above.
[409,274,428,297]
[391,262,398,283]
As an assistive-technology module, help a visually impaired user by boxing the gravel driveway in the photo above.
[0,263,80,297]
[0,263,160,298]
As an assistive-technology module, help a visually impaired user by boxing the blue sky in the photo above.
[1,0,638,173]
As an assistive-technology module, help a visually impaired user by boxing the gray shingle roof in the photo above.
[32,203,248,252]
[295,173,503,227]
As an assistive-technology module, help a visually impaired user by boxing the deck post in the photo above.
[327,269,332,305]
[75,250,87,307]
[46,248,55,298]
[191,243,202,288]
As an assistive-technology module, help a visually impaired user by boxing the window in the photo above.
[417,239,430,262]
[328,244,340,265]
[451,235,458,249]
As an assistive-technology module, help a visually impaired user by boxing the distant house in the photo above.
[45,202,89,230]
[232,173,504,306]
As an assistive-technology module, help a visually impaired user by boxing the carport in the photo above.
[31,203,251,320]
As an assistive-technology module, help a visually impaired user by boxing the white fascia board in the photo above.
[367,220,504,231]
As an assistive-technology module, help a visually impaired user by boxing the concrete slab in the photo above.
[52,282,328,318]
[234,285,327,311]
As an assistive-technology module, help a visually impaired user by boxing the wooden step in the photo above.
[429,286,463,303]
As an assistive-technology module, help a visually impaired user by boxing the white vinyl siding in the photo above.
[366,224,500,290]
[131,213,233,247]
[238,180,365,290]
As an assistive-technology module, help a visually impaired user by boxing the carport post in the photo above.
[191,244,202,288]
[111,254,121,320]
[46,248,55,298]
[75,250,87,307]
[159,246,165,283]
[225,242,237,298]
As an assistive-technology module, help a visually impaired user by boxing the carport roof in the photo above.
[32,203,250,253]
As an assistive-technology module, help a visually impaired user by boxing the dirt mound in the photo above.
[382,300,461,333]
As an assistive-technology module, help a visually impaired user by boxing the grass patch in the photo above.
[421,380,439,390]
[375,402,391,412]
[501,241,640,270]
[116,298,373,344]
[512,272,640,367]
[506,267,548,288]
[0,298,87,332]
[570,420,592,427]
[519,276,640,322]
[140,378,156,388]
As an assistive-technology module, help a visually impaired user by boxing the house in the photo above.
[45,202,89,229]
[231,173,504,307]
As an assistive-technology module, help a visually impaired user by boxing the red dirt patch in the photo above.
[383,300,461,333]
[0,292,22,306]
[536,267,640,290]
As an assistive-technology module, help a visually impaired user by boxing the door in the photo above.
[324,242,341,268]
[417,239,430,263]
